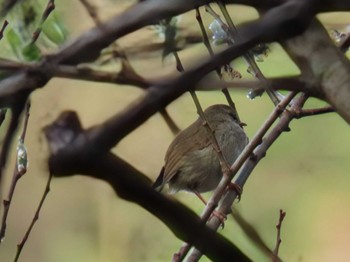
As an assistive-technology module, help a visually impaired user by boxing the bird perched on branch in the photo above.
[153,104,248,196]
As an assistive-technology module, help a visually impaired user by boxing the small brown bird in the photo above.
[153,104,248,194]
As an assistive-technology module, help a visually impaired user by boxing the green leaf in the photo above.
[22,43,41,61]
[42,15,68,45]
[5,28,24,60]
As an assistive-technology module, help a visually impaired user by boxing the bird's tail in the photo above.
[152,166,165,192]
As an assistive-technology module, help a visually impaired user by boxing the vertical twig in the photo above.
[208,3,282,105]
[195,7,244,126]
[0,102,31,242]
[173,51,231,172]
[14,173,53,262]
[273,209,286,262]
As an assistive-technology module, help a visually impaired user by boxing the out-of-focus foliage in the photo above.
[4,0,68,61]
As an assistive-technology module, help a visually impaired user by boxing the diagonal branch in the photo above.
[48,0,216,65]
[14,173,53,262]
[185,93,309,261]
[43,110,251,262]
[177,92,297,261]
[282,19,350,124]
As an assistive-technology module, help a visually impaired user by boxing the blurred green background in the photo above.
[0,1,349,261]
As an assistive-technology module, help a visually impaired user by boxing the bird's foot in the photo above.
[210,210,227,229]
[226,182,243,201]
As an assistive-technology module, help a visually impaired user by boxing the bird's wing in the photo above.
[163,119,211,183]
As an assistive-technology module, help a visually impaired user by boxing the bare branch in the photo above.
[0,102,31,242]
[52,65,150,89]
[79,0,181,136]
[195,7,243,124]
[180,92,297,261]
[31,0,55,44]
[48,0,216,65]
[273,209,286,262]
[43,111,251,262]
[185,94,310,261]
[282,19,350,124]
[295,106,335,119]
[159,108,180,135]
[0,20,9,40]
[14,173,53,262]
[0,97,27,193]
[208,3,283,104]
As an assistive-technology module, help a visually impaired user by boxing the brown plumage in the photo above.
[153,104,248,194]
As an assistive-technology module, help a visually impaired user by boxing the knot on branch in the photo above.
[44,111,83,155]
[43,111,88,175]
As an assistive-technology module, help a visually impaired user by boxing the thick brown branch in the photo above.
[223,0,350,12]
[53,65,150,89]
[43,111,251,262]
[282,19,350,124]
[48,0,216,65]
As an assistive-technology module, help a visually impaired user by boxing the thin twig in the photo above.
[0,102,31,242]
[186,94,309,261]
[195,7,244,125]
[14,173,53,262]
[174,30,270,257]
[0,99,27,197]
[31,0,55,44]
[159,108,180,135]
[79,0,100,25]
[208,3,282,105]
[0,19,9,40]
[173,51,231,171]
[177,93,296,260]
[0,109,6,127]
[295,106,335,119]
[180,92,297,261]
[273,209,286,262]
[80,0,181,135]
[45,111,251,262]
[172,51,237,260]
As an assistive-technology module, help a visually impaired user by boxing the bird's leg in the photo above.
[221,163,243,201]
[194,191,227,227]
[194,191,208,205]
[226,182,243,201]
